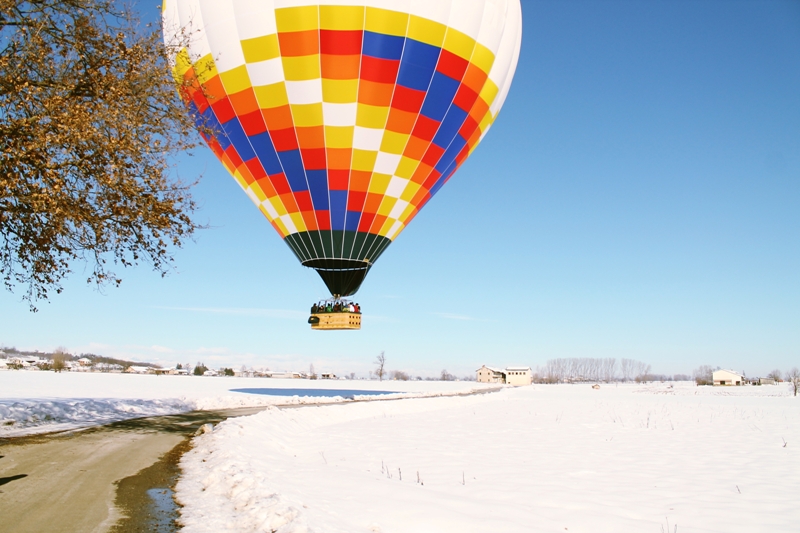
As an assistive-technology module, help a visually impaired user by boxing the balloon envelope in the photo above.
[164,0,521,296]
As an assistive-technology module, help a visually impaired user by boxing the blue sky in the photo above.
[1,0,798,378]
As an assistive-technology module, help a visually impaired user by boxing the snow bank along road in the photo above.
[179,383,800,533]
[0,372,492,532]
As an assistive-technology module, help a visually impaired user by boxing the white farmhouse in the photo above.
[476,365,506,383]
[505,366,533,386]
[476,365,533,386]
[713,369,746,386]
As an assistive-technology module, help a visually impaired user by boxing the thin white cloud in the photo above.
[154,306,307,320]
[433,312,496,323]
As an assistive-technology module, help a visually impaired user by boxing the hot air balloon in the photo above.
[163,0,521,329]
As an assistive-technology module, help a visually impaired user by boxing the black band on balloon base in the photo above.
[283,231,393,296]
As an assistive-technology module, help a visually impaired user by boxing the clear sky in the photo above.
[1,0,798,378]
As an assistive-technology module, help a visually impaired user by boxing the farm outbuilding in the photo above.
[713,369,745,386]
[505,367,533,386]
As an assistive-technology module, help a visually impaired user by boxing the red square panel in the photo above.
[411,115,439,142]
[328,169,350,190]
[315,210,331,230]
[301,147,327,170]
[245,158,267,180]
[391,85,426,113]
[271,173,292,195]
[270,128,299,151]
[294,190,314,212]
[239,110,268,136]
[360,56,399,84]
[347,190,366,210]
[320,29,362,55]
[436,50,469,81]
[421,144,444,167]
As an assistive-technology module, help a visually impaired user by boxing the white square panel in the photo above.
[352,126,383,151]
[389,198,409,219]
[385,176,408,199]
[285,79,323,105]
[374,151,402,175]
[261,199,279,219]
[322,103,357,126]
[280,214,297,234]
[247,58,285,86]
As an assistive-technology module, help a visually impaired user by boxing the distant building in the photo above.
[124,365,151,374]
[505,367,533,386]
[758,377,776,386]
[320,373,337,379]
[264,371,305,379]
[713,369,745,386]
[476,365,506,384]
[476,365,532,386]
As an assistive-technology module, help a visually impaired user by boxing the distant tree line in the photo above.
[0,344,160,370]
[533,358,654,383]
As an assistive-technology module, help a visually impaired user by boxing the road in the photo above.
[0,407,267,533]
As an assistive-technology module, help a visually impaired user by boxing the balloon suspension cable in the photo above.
[317,295,355,306]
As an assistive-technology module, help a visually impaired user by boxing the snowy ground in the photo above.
[177,382,800,533]
[0,371,490,437]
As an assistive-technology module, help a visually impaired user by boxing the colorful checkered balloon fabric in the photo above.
[164,0,521,295]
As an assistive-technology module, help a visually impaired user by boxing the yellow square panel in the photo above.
[479,80,500,108]
[355,104,390,129]
[376,198,397,217]
[320,5,364,30]
[324,126,354,148]
[322,79,358,103]
[478,112,495,133]
[365,7,408,37]
[219,65,252,95]
[380,131,409,154]
[194,53,218,85]
[443,28,475,61]
[394,156,419,179]
[368,173,392,194]
[399,181,421,202]
[249,184,267,202]
[471,43,495,75]
[407,16,445,47]
[289,212,308,232]
[351,149,378,172]
[173,48,193,80]
[241,34,280,63]
[281,55,321,81]
[254,82,289,108]
[290,103,323,127]
[275,6,319,33]
[268,196,288,216]
[377,216,396,235]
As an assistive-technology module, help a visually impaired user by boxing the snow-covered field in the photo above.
[178,382,799,533]
[0,371,490,437]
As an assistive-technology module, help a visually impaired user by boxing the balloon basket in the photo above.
[308,298,361,330]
